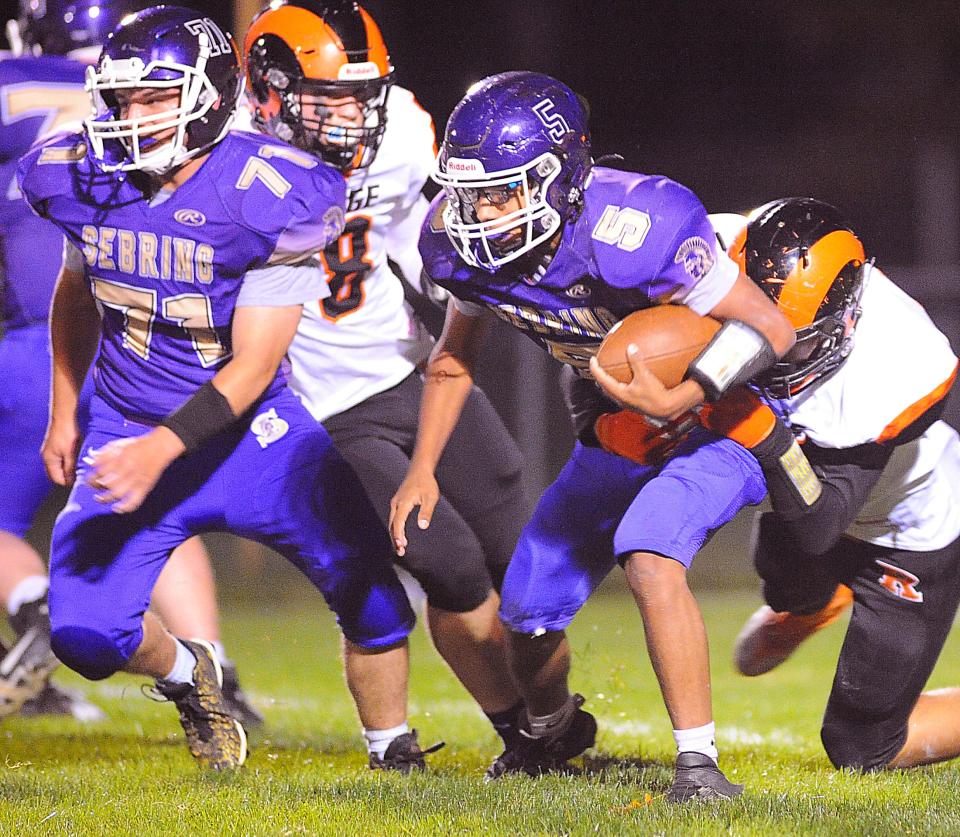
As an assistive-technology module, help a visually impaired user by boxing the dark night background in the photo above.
[4,1,959,580]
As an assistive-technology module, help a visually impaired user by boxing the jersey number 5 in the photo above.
[320,216,373,321]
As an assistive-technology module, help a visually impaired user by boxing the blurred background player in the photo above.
[0,0,259,726]
[392,71,796,798]
[18,5,421,770]
[243,0,529,767]
[722,199,960,771]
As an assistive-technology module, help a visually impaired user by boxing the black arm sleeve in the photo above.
[774,441,893,555]
[767,394,950,554]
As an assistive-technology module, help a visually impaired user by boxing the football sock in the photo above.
[6,575,49,617]
[364,722,410,758]
[673,721,719,762]
[485,700,525,746]
[162,640,198,685]
[527,694,576,739]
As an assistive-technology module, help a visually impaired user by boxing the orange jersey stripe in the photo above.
[877,362,959,443]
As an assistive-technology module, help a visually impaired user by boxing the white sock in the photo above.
[527,694,576,739]
[7,575,49,616]
[163,640,197,685]
[210,640,229,666]
[363,722,409,758]
[673,721,719,762]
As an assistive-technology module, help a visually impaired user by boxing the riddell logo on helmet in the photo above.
[445,158,485,175]
[338,62,380,81]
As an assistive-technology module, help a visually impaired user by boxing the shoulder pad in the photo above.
[581,169,707,289]
[17,129,88,212]
[419,193,459,281]
[214,132,347,255]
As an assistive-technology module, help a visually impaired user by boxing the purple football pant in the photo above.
[49,389,414,680]
[499,430,766,635]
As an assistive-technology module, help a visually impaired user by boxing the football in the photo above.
[595,305,721,388]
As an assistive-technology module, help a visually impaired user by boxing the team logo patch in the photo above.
[674,236,715,281]
[322,205,345,245]
[876,560,924,603]
[566,283,591,299]
[250,408,289,449]
[174,208,207,227]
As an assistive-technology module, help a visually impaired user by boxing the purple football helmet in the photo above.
[10,0,153,60]
[434,71,592,271]
[83,5,243,174]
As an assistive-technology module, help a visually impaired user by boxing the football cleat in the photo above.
[220,662,264,729]
[666,752,744,803]
[368,730,444,774]
[20,681,106,722]
[734,585,853,676]
[486,694,597,779]
[151,639,247,770]
[0,597,60,717]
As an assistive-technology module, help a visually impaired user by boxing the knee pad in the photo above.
[51,626,130,681]
[820,712,903,771]
[402,553,493,613]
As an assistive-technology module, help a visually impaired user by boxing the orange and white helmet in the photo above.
[244,0,393,170]
[729,197,868,398]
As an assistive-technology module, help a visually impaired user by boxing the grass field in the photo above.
[3,585,960,835]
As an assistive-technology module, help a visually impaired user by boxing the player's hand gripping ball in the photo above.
[595,305,721,388]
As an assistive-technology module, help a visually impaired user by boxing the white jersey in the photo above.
[710,213,960,552]
[285,86,437,421]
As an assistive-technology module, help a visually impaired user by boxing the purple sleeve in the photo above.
[650,204,738,315]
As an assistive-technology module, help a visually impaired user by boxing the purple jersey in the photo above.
[18,129,346,422]
[0,55,89,329]
[420,166,738,375]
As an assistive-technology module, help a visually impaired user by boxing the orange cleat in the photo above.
[733,585,853,676]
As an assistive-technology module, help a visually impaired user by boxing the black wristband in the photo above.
[687,320,777,402]
[160,381,237,454]
[751,419,822,515]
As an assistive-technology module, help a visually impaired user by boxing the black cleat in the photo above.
[368,729,444,774]
[152,639,247,770]
[486,694,597,779]
[666,752,744,803]
[220,662,264,728]
[0,597,59,717]
[20,681,105,722]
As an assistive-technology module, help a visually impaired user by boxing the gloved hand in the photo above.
[698,386,777,449]
[594,409,699,466]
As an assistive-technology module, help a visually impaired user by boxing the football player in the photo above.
[391,72,796,799]
[243,0,528,771]
[17,6,421,770]
[722,199,960,771]
[0,0,258,727]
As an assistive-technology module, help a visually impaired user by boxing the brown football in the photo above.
[596,305,721,388]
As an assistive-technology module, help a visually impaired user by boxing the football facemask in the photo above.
[434,152,563,270]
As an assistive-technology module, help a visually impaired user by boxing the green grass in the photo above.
[3,586,960,835]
